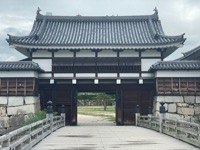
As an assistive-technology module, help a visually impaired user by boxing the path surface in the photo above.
[32,115,199,150]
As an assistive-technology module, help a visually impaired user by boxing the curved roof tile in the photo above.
[150,61,200,71]
[7,11,185,48]
[0,61,43,72]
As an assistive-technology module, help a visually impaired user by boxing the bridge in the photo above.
[0,114,199,150]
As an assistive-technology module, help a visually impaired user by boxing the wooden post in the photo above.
[46,101,53,133]
[159,102,165,133]
[135,105,140,126]
[61,105,66,127]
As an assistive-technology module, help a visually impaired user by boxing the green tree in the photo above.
[95,93,114,110]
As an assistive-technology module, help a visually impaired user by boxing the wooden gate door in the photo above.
[122,85,154,125]
[123,90,140,125]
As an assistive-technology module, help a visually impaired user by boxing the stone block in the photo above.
[8,97,24,106]
[177,103,189,107]
[196,96,200,103]
[194,106,200,115]
[184,116,192,122]
[24,96,40,104]
[165,113,183,120]
[177,107,195,116]
[9,114,24,127]
[0,117,9,128]
[184,96,195,104]
[0,97,8,105]
[0,107,6,116]
[156,96,183,103]
[35,103,41,111]
[168,104,177,113]
[7,104,37,115]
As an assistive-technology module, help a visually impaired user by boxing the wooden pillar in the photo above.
[116,85,123,125]
[70,85,77,125]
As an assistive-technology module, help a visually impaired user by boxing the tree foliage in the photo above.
[78,92,115,110]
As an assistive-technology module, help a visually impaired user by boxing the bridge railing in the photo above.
[163,118,200,147]
[137,116,160,132]
[0,116,64,150]
[136,103,200,148]
[0,101,66,150]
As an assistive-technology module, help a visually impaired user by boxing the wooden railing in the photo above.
[0,116,65,150]
[137,115,200,147]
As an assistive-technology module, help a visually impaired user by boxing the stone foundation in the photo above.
[0,96,40,133]
[153,96,200,122]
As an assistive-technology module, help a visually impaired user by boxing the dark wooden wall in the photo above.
[156,78,200,96]
[0,78,38,96]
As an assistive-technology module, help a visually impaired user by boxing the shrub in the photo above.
[24,110,46,125]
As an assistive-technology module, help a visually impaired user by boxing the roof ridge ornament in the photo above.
[153,7,158,15]
[37,7,42,16]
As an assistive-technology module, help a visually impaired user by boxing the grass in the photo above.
[78,106,115,122]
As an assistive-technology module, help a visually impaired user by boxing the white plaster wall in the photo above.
[32,50,51,57]
[33,59,52,71]
[76,50,95,57]
[141,73,154,78]
[155,70,200,77]
[141,59,160,71]
[141,50,161,57]
[98,73,117,77]
[54,50,73,57]
[54,73,74,78]
[98,50,117,57]
[76,73,95,78]
[38,73,52,78]
[120,73,139,78]
[119,50,139,57]
[0,71,38,78]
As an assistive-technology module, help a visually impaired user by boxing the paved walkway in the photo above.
[32,115,199,150]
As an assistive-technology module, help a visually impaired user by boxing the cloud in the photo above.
[0,0,199,61]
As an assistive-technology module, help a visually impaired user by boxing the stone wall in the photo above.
[0,96,40,134]
[153,96,200,122]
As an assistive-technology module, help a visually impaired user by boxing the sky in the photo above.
[0,0,200,61]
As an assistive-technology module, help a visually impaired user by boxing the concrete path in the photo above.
[32,115,199,150]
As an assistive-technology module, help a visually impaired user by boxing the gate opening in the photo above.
[77,92,116,126]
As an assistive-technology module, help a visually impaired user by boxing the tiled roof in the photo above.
[0,61,43,71]
[177,45,200,60]
[149,61,200,71]
[7,10,185,52]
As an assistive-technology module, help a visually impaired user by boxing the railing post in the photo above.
[135,105,140,126]
[159,102,165,133]
[46,101,53,133]
[148,106,152,128]
[61,105,66,127]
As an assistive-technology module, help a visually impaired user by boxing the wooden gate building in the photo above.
[4,9,185,125]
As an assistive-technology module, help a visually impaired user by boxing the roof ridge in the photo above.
[159,60,200,63]
[36,13,159,21]
[183,45,200,56]
[149,60,200,71]
[176,45,200,60]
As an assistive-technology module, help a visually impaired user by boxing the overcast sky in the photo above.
[0,0,200,61]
